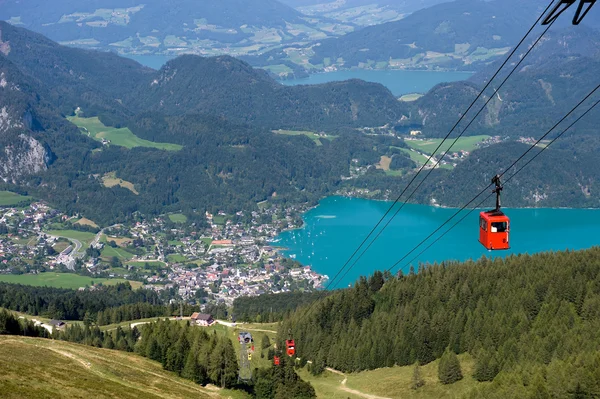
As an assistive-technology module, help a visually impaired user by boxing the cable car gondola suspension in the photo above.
[479,175,510,251]
[542,0,597,25]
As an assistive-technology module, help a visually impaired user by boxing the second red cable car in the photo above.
[479,175,510,251]
[286,339,295,357]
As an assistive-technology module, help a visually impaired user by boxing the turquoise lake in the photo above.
[125,54,472,96]
[275,197,600,289]
[281,70,474,96]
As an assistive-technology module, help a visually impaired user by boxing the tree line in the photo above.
[279,248,600,397]
[0,282,160,321]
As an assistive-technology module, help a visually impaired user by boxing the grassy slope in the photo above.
[405,135,490,155]
[67,115,182,151]
[300,353,483,399]
[0,336,227,399]
[169,213,188,223]
[0,191,32,206]
[0,273,142,289]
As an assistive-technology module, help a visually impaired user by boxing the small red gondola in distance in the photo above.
[286,339,295,357]
[273,355,280,366]
[479,175,510,250]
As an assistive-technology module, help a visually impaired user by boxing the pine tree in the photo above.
[411,363,425,390]
[438,348,463,385]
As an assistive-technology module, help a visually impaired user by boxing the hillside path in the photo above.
[325,367,393,399]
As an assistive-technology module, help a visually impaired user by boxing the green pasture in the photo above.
[0,191,32,207]
[168,213,188,223]
[67,114,182,151]
[0,273,136,290]
[272,129,337,146]
[405,135,490,155]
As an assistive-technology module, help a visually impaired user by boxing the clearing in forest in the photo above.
[0,191,32,207]
[102,172,139,195]
[272,129,337,146]
[67,112,182,151]
[405,135,490,155]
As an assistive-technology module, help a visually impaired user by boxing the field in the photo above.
[167,254,188,263]
[168,213,188,223]
[399,93,424,102]
[67,114,182,151]
[45,229,97,247]
[102,172,139,195]
[0,191,32,206]
[127,261,167,269]
[74,217,99,228]
[405,135,490,155]
[272,129,337,146]
[101,245,135,261]
[0,336,233,399]
[299,353,481,399]
[0,273,139,290]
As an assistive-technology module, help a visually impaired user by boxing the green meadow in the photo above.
[68,114,182,151]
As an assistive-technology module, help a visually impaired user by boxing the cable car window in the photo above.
[480,217,487,231]
[491,222,507,233]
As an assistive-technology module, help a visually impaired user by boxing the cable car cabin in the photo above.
[273,356,280,366]
[286,339,295,357]
[479,210,510,250]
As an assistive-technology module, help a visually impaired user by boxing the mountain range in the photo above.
[249,0,600,74]
[0,0,351,58]
[1,18,600,225]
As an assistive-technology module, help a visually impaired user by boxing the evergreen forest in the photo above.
[279,247,600,397]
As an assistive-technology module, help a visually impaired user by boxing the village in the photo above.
[0,200,328,306]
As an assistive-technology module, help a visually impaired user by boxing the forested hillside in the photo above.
[128,55,406,129]
[409,28,600,138]
[279,247,600,396]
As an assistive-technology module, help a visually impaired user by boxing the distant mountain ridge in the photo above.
[0,0,349,58]
[249,0,600,73]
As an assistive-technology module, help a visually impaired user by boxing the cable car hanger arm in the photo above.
[491,175,503,212]
[542,0,597,25]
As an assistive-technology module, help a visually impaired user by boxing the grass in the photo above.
[272,129,337,146]
[405,135,490,155]
[0,273,138,290]
[102,172,139,195]
[74,217,99,228]
[127,261,166,269]
[45,230,97,247]
[399,148,434,167]
[376,155,392,171]
[212,215,227,225]
[299,353,481,399]
[101,245,135,261]
[167,254,188,263]
[0,336,227,398]
[399,93,424,102]
[67,114,182,151]
[0,191,32,206]
[168,213,188,223]
[345,354,478,398]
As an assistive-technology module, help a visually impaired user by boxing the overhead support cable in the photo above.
[385,84,600,275]
[329,8,557,289]
[322,0,558,291]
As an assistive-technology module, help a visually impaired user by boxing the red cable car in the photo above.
[479,175,510,251]
[273,356,280,366]
[286,339,295,357]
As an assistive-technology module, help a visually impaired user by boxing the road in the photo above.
[325,368,392,399]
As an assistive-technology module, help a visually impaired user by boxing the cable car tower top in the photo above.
[542,0,597,25]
